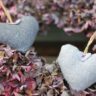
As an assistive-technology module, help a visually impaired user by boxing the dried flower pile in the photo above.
[0,44,95,96]
[0,44,66,96]
[1,0,96,36]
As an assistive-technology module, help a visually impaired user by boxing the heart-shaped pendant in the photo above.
[0,16,39,53]
[57,44,96,91]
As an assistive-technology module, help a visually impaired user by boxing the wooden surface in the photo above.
[36,25,88,42]
[34,25,89,56]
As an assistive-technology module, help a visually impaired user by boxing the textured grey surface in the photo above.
[0,16,39,52]
[57,44,96,91]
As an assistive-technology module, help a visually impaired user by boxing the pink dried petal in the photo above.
[25,78,36,91]
[51,13,59,24]
[92,44,96,51]
[57,21,64,28]
[12,74,20,81]
[64,27,82,33]
[4,85,12,96]
[0,66,4,71]
[6,70,11,77]
[86,32,93,38]
[0,84,4,93]
[21,66,31,72]
[0,58,6,65]
[20,85,27,90]
[50,77,63,88]
[43,14,53,24]
[32,0,47,10]
[13,92,23,96]
[18,71,26,83]
[81,20,94,30]
[0,66,7,73]
[13,87,21,93]
[8,81,17,88]
[53,0,64,7]
[64,27,74,32]
[0,10,4,16]
[12,64,18,71]
[3,45,15,57]
[9,5,17,15]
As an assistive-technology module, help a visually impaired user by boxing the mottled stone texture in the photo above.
[57,44,96,91]
[0,16,39,52]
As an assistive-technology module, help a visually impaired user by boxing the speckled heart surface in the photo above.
[57,44,96,91]
[0,16,39,52]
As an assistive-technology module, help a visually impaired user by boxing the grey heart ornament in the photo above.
[57,44,96,91]
[0,16,39,53]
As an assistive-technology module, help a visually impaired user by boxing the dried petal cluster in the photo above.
[0,44,95,96]
[1,0,96,36]
[0,44,66,96]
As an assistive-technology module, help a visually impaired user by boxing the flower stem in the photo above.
[0,0,13,23]
[84,32,96,54]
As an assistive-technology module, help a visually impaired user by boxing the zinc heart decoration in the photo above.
[57,44,96,91]
[0,16,39,53]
